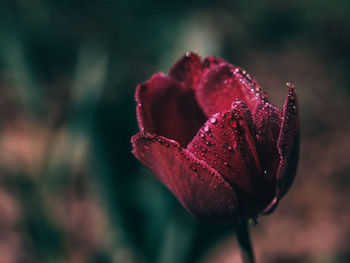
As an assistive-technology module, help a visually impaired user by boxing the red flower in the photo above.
[131,52,299,223]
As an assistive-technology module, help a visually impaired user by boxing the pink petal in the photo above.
[263,83,300,213]
[186,102,263,216]
[168,51,203,89]
[195,63,265,117]
[136,73,206,147]
[202,56,226,69]
[131,132,239,222]
[253,101,282,207]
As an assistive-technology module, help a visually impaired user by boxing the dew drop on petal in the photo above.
[233,141,237,150]
[203,125,210,133]
[231,121,237,129]
[209,116,217,124]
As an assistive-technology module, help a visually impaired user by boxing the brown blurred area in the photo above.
[1,0,350,263]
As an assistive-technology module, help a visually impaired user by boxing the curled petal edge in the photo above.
[262,83,300,214]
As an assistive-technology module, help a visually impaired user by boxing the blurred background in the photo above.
[0,0,349,262]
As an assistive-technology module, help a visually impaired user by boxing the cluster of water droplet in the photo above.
[187,109,249,177]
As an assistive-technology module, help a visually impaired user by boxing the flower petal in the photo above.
[202,56,226,69]
[186,102,263,216]
[253,101,282,207]
[136,73,206,147]
[131,132,239,222]
[263,83,300,213]
[195,63,265,117]
[169,51,203,89]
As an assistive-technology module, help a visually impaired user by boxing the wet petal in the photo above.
[263,83,299,213]
[202,56,226,69]
[195,63,265,117]
[254,101,282,206]
[136,73,206,147]
[131,132,239,222]
[186,102,263,216]
[169,51,203,89]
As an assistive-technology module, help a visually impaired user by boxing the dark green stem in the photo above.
[236,221,256,263]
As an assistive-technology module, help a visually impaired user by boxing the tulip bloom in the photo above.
[131,52,299,223]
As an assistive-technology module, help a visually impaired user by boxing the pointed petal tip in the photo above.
[286,81,295,88]
[286,81,297,97]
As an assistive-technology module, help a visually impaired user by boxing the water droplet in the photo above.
[224,162,230,167]
[263,170,267,174]
[191,165,197,172]
[205,141,211,146]
[223,79,228,85]
[209,116,217,124]
[199,132,205,138]
[249,217,258,226]
[231,121,237,129]
[203,125,210,133]
[227,145,234,152]
[219,124,224,129]
[233,141,238,150]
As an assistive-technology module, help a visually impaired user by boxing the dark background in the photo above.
[0,0,349,262]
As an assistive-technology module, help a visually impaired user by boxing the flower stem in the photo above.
[236,221,256,263]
